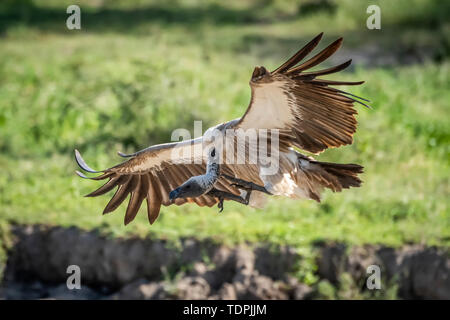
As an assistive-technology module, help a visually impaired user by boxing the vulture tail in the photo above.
[312,161,364,190]
[297,156,363,201]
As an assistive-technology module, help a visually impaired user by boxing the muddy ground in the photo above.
[0,225,449,299]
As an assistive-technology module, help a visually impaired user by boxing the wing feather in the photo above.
[146,173,162,224]
[285,37,343,75]
[75,139,229,225]
[272,32,323,74]
[124,175,145,225]
[103,175,133,214]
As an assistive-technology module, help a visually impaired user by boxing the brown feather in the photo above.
[124,174,149,225]
[155,170,172,205]
[272,32,323,74]
[85,175,122,197]
[309,79,365,86]
[89,172,114,181]
[292,59,352,79]
[286,38,343,74]
[103,175,132,214]
[147,174,162,224]
[124,175,143,225]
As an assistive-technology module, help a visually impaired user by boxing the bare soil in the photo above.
[0,225,448,299]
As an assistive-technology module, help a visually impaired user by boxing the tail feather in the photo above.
[312,161,363,189]
[296,156,363,202]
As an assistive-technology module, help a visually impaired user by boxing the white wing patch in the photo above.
[239,81,294,129]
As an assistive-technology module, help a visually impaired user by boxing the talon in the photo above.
[218,197,224,213]
[228,179,271,196]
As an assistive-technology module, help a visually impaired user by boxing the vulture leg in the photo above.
[221,174,272,195]
[206,188,251,212]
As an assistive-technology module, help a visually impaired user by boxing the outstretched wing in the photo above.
[234,33,369,154]
[75,138,239,225]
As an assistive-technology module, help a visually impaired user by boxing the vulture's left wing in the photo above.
[74,138,239,225]
[234,33,369,154]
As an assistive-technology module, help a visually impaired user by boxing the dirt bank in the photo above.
[0,225,448,299]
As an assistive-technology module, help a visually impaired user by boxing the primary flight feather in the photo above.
[75,33,368,225]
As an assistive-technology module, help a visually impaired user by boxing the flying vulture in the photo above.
[75,33,368,225]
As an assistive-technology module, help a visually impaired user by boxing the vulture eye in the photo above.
[186,185,191,189]
[210,148,216,157]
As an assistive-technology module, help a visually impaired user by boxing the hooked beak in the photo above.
[169,187,181,200]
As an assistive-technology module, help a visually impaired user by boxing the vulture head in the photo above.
[169,177,203,201]
[169,148,219,201]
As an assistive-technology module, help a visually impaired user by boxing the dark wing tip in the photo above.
[74,149,101,173]
[336,88,370,102]
[117,151,135,158]
[272,32,325,75]
[124,214,133,226]
[333,37,344,48]
[311,32,324,44]
[284,36,345,75]
[103,207,113,215]
[149,213,159,225]
[75,170,90,179]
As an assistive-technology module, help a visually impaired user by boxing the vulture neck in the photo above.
[206,161,220,180]
[198,149,220,193]
[201,159,220,190]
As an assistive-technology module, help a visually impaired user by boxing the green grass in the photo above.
[0,0,449,252]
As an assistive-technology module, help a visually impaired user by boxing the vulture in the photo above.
[75,33,369,226]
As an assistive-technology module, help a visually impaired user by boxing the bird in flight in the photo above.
[75,33,368,226]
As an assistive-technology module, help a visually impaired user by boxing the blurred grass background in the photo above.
[0,0,449,257]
